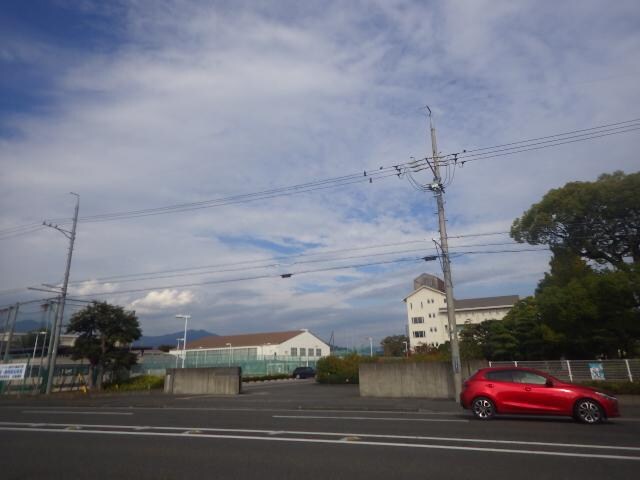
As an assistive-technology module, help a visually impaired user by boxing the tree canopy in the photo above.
[511,171,640,270]
[66,301,142,389]
[380,335,409,357]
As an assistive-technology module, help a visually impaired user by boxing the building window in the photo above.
[300,348,306,357]
[413,331,425,338]
[291,347,297,357]
[420,302,423,308]
[410,303,413,310]
[411,317,424,324]
[434,327,437,332]
[316,348,321,357]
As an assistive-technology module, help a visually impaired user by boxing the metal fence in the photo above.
[488,359,638,383]
[132,351,318,377]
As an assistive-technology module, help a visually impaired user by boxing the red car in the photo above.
[460,367,619,424]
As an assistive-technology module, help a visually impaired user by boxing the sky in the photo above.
[1,0,639,348]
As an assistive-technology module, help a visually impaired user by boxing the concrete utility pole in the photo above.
[45,193,80,395]
[427,108,462,400]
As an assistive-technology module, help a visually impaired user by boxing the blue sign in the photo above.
[588,362,605,381]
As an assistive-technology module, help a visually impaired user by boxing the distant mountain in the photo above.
[133,329,217,348]
[5,320,47,333]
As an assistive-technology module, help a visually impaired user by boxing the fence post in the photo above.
[625,359,633,382]
[489,361,492,367]
[566,360,573,382]
[514,361,518,367]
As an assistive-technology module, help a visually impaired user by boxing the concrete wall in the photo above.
[359,361,488,399]
[164,367,241,395]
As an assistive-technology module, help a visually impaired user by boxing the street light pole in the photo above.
[368,337,373,357]
[29,331,46,381]
[226,343,232,367]
[176,314,190,368]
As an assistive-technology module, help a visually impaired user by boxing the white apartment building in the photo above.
[404,273,519,350]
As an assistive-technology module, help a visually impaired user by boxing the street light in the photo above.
[176,314,190,368]
[226,343,232,367]
[367,337,373,357]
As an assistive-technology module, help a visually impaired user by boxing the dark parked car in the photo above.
[292,367,316,379]
[460,367,620,424]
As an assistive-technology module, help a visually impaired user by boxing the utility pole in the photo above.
[426,108,462,400]
[45,193,80,395]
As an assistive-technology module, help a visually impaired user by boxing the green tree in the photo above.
[536,261,640,358]
[511,171,640,271]
[380,335,409,357]
[66,302,142,390]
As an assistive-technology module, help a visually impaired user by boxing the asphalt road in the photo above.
[1,380,639,480]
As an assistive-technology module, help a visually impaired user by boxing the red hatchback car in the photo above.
[460,367,620,424]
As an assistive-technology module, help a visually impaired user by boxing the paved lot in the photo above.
[1,380,639,479]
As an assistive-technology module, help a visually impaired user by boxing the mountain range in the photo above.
[5,320,216,349]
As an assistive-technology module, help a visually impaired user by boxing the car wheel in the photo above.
[295,374,301,379]
[472,397,496,420]
[574,398,604,424]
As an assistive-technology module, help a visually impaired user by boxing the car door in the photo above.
[511,371,568,414]
[484,370,524,413]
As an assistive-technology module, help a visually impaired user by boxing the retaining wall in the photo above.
[359,360,488,399]
[164,367,241,395]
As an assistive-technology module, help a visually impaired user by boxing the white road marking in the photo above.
[0,426,638,461]
[1,421,638,452]
[14,405,464,417]
[22,410,133,416]
[273,414,468,423]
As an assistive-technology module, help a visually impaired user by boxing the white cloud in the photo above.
[1,0,639,341]
[129,289,195,314]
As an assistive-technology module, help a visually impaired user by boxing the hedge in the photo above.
[104,375,164,392]
[579,380,640,395]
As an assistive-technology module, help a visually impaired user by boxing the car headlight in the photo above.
[595,391,617,402]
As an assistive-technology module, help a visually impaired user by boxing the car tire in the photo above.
[295,374,301,379]
[574,398,604,424]
[471,396,496,420]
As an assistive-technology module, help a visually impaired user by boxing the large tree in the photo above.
[66,302,142,390]
[511,171,640,271]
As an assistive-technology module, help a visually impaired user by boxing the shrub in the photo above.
[579,380,640,395]
[316,354,373,384]
[104,375,164,392]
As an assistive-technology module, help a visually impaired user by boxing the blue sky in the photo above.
[1,0,639,346]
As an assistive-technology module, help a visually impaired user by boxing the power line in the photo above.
[71,247,549,299]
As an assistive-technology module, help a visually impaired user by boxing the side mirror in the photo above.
[545,379,553,387]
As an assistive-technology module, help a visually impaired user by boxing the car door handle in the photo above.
[487,383,494,388]
[524,387,532,392]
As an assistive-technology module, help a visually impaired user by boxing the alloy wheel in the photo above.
[472,397,495,420]
[576,399,603,424]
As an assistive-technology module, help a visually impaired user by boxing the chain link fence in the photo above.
[488,359,638,382]
[132,351,317,377]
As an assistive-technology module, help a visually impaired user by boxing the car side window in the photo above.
[485,370,515,382]
[513,371,547,385]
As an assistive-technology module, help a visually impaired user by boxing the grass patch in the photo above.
[104,375,164,392]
